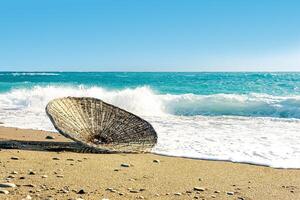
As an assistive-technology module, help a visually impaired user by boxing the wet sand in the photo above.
[0,126,299,200]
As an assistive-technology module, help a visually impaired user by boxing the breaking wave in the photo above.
[1,85,300,119]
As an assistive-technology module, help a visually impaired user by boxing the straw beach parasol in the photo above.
[46,97,157,153]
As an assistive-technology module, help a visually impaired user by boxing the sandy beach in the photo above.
[0,126,298,200]
[1,0,300,198]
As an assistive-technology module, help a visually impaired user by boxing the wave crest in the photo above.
[11,72,60,76]
[163,93,300,118]
[1,85,300,119]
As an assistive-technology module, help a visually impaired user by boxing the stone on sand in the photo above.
[174,192,182,196]
[28,171,36,175]
[77,189,86,194]
[45,135,55,140]
[0,189,9,194]
[22,195,32,200]
[129,189,139,193]
[194,187,205,191]
[227,191,234,195]
[121,163,130,167]
[0,183,16,188]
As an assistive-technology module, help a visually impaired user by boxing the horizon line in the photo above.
[1,70,300,73]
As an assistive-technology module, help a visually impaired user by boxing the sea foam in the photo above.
[11,72,60,76]
[0,85,300,168]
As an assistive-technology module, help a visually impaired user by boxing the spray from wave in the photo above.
[1,85,300,119]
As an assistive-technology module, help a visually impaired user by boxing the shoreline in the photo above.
[0,126,299,199]
[1,125,298,170]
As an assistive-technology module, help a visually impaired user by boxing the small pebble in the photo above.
[194,187,205,191]
[174,192,182,196]
[52,157,60,160]
[61,188,69,193]
[77,189,86,194]
[29,171,36,175]
[57,175,64,178]
[42,175,48,178]
[23,184,36,188]
[0,189,9,194]
[11,156,19,160]
[45,135,55,140]
[0,183,16,188]
[22,195,32,200]
[106,188,114,191]
[138,196,144,199]
[227,191,234,195]
[237,197,245,200]
[121,163,130,167]
[129,189,139,193]
[11,171,18,175]
[153,159,160,163]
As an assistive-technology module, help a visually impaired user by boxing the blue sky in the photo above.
[0,0,300,71]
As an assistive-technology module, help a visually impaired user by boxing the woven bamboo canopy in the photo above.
[46,97,157,153]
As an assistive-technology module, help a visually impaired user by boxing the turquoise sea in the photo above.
[1,72,300,95]
[0,72,300,168]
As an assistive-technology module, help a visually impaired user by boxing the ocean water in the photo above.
[0,72,300,168]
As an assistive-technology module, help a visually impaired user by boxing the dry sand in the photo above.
[0,126,299,200]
